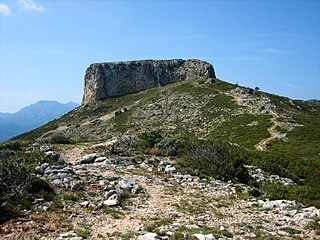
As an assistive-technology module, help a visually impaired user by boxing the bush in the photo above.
[0,157,32,207]
[49,135,73,144]
[0,141,22,151]
[135,131,163,152]
[155,138,180,156]
[26,178,53,194]
[177,140,251,184]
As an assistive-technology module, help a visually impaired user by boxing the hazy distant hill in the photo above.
[0,101,78,141]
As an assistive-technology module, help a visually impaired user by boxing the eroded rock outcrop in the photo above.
[82,59,216,104]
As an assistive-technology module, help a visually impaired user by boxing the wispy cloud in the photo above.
[261,48,291,55]
[0,3,12,16]
[215,56,265,62]
[18,0,45,12]
[281,82,301,90]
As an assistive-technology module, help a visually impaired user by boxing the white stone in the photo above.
[192,234,206,240]
[103,199,118,207]
[80,201,89,208]
[137,232,159,240]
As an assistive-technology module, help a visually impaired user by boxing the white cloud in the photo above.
[281,82,301,90]
[216,56,265,62]
[18,0,45,12]
[0,3,12,16]
[261,48,291,55]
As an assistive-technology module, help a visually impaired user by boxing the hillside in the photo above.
[17,79,320,162]
[1,78,320,239]
[0,101,78,142]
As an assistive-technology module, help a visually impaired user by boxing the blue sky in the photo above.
[0,0,319,113]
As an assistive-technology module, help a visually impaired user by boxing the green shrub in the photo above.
[26,178,54,201]
[135,131,163,152]
[176,140,251,184]
[49,135,73,144]
[0,141,22,151]
[27,178,53,194]
[0,157,32,206]
[155,138,180,156]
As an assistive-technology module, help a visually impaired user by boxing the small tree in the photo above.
[255,87,260,91]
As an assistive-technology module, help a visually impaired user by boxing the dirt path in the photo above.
[254,110,281,151]
[223,88,283,151]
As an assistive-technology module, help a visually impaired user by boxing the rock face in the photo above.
[82,59,216,104]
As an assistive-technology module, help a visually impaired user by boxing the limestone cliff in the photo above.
[82,59,216,104]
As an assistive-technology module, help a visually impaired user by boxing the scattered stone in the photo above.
[103,199,119,207]
[40,146,52,152]
[80,201,89,208]
[104,190,121,201]
[137,232,161,240]
[58,231,81,239]
[118,179,134,192]
[94,156,107,163]
[262,200,303,210]
[192,234,206,240]
[164,165,176,174]
[79,153,100,164]
[245,165,296,186]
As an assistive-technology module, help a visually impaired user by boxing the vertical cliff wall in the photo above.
[82,59,216,105]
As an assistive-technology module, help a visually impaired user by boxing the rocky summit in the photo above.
[82,59,216,104]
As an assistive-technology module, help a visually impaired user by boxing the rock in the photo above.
[55,154,66,165]
[205,234,215,240]
[104,190,121,201]
[192,234,206,240]
[52,179,63,186]
[71,182,82,191]
[58,231,82,239]
[192,234,215,240]
[293,206,320,224]
[41,163,50,171]
[262,200,303,210]
[132,184,143,194]
[40,146,52,152]
[44,150,55,157]
[164,165,176,174]
[59,231,77,238]
[245,165,296,186]
[80,201,89,208]
[103,199,119,207]
[118,179,134,192]
[94,157,107,163]
[92,138,119,153]
[185,224,200,229]
[137,233,161,240]
[79,153,100,164]
[140,162,153,171]
[82,59,216,104]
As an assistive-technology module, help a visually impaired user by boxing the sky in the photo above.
[0,0,319,113]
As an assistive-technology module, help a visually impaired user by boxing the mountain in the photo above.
[2,60,320,239]
[307,99,320,102]
[0,101,79,142]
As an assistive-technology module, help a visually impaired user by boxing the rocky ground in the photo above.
[0,140,319,240]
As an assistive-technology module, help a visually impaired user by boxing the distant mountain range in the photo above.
[0,101,78,142]
[306,99,320,102]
